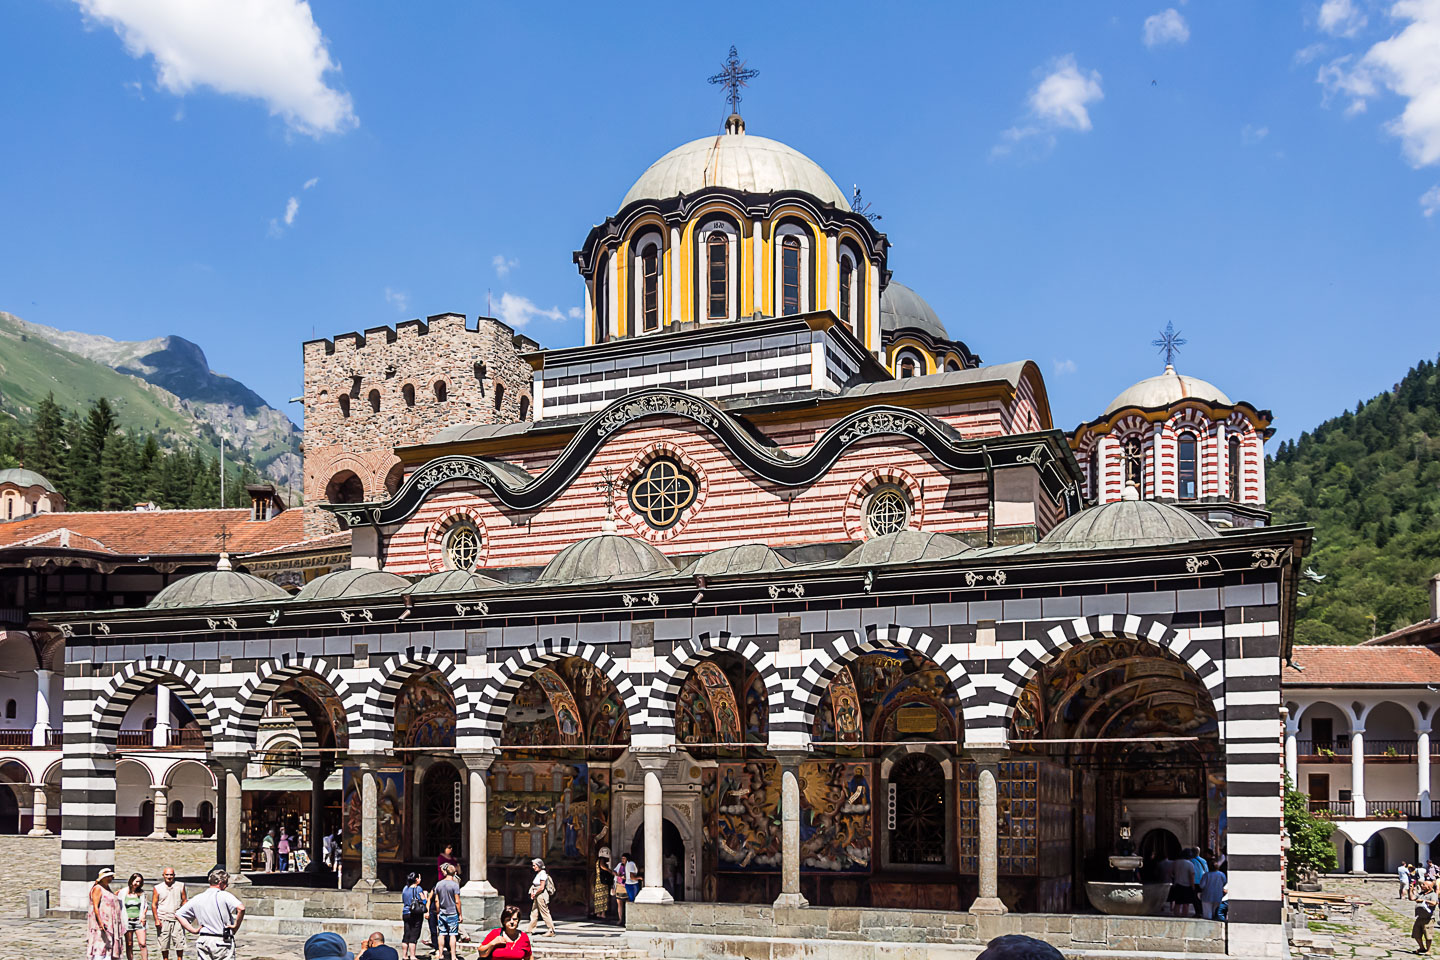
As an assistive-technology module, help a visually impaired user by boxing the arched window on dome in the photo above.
[1177,432,1199,500]
[1088,448,1101,502]
[631,232,664,334]
[896,349,924,379]
[1229,435,1243,500]
[774,222,811,317]
[707,231,728,320]
[1123,436,1145,496]
[781,236,801,315]
[594,252,611,342]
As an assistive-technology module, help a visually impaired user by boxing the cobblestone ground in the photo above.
[0,916,302,960]
[0,835,217,917]
[1310,877,1440,958]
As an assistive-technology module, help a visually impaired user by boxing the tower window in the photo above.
[839,257,853,331]
[781,236,801,316]
[1229,435,1242,500]
[434,381,447,402]
[494,383,505,412]
[707,231,728,320]
[338,395,350,419]
[1088,449,1101,501]
[368,389,380,413]
[4,699,15,719]
[595,254,610,342]
[519,396,531,420]
[475,362,487,381]
[641,245,660,332]
[402,383,415,407]
[1177,433,1198,500]
[1123,437,1145,495]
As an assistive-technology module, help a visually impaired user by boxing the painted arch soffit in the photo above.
[323,388,1082,529]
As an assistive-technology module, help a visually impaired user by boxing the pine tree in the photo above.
[29,392,67,484]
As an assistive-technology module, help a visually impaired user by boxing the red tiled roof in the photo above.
[241,529,351,559]
[0,508,305,557]
[6,528,118,554]
[1285,644,1440,686]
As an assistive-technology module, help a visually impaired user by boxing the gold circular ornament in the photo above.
[628,458,698,530]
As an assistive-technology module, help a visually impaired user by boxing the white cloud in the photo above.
[1319,0,1368,37]
[1318,1,1440,167]
[1295,42,1328,65]
[283,196,299,226]
[1423,184,1440,215]
[1242,123,1271,144]
[495,292,577,329]
[491,254,518,278]
[123,79,144,99]
[1143,9,1190,47]
[568,306,582,320]
[994,55,1104,156]
[384,287,409,313]
[303,176,319,190]
[75,0,357,137]
[1052,359,1078,375]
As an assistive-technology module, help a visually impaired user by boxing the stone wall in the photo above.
[0,835,216,917]
[301,313,537,536]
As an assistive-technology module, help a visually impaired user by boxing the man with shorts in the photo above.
[431,863,462,960]
[623,851,640,903]
[153,867,189,960]
[176,868,244,960]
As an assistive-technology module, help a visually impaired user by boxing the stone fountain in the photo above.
[1083,815,1171,916]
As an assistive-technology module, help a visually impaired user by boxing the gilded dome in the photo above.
[538,533,676,583]
[880,282,949,341]
[1041,499,1219,549]
[147,570,290,609]
[293,568,410,602]
[1104,365,1233,416]
[621,122,850,210]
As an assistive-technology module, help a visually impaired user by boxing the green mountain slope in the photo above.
[1268,357,1440,644]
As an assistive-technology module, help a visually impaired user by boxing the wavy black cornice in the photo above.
[321,388,1084,530]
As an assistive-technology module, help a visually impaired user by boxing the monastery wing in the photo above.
[321,388,1082,529]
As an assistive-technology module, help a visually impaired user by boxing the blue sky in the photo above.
[3,1,1439,442]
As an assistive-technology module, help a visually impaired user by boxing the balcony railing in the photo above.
[1310,800,1354,817]
[1298,740,1352,758]
[116,728,205,749]
[0,729,59,748]
[1367,800,1422,819]
[1298,739,1429,758]
[169,728,204,748]
[1365,740,1420,758]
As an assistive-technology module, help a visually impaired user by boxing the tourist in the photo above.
[592,849,612,922]
[278,830,292,872]
[174,868,245,960]
[613,853,629,924]
[1404,863,1415,900]
[526,858,556,938]
[152,867,188,960]
[400,873,426,960]
[357,931,398,960]
[89,868,125,960]
[1429,860,1438,884]
[431,862,463,960]
[302,931,353,960]
[431,842,460,950]
[1199,858,1227,920]
[124,873,153,960]
[262,830,276,873]
[975,934,1065,960]
[477,905,531,959]
[1414,881,1437,953]
[321,830,335,872]
[623,850,641,904]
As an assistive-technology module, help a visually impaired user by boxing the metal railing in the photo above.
[1364,739,1420,758]
[115,728,205,749]
[1309,800,1354,817]
[1298,740,1352,758]
[1367,800,1422,818]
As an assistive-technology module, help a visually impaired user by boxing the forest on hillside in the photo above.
[0,393,265,512]
[1268,357,1440,645]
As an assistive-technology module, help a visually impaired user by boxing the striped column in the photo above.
[60,682,115,910]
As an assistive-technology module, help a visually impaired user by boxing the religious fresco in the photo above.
[827,666,862,743]
[677,656,764,752]
[532,666,582,743]
[811,650,959,743]
[502,656,628,751]
[694,661,742,743]
[341,767,404,861]
[394,669,455,748]
[488,760,591,864]
[279,675,349,747]
[799,760,872,872]
[699,768,720,900]
[715,761,781,870]
[708,759,874,874]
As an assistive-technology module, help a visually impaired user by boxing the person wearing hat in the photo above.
[525,858,556,938]
[88,867,125,960]
[302,931,353,960]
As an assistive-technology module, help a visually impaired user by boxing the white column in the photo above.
[153,687,172,748]
[1151,424,1164,499]
[773,751,810,909]
[32,669,53,746]
[1420,728,1432,818]
[1214,422,1228,499]
[825,233,838,315]
[969,748,1009,915]
[752,219,765,316]
[583,279,594,344]
[1351,730,1367,818]
[149,786,170,839]
[460,753,498,898]
[27,783,51,836]
[668,224,682,325]
[1285,727,1298,788]
[634,751,673,905]
[1352,836,1368,875]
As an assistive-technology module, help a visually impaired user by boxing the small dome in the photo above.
[1042,499,1219,549]
[406,569,504,595]
[684,543,792,577]
[147,570,290,609]
[622,125,849,210]
[880,282,949,342]
[837,530,970,566]
[293,568,410,602]
[538,534,676,583]
[1104,365,1233,416]
[0,468,56,493]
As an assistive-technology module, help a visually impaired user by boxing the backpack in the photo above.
[544,874,556,897]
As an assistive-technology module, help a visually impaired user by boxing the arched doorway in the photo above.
[888,753,947,867]
[631,818,686,901]
[0,785,18,834]
[418,763,463,860]
[1140,828,1182,861]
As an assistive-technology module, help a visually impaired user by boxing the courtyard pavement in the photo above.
[1306,876,1440,959]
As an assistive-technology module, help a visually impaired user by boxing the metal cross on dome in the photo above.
[1152,321,1187,368]
[708,45,759,114]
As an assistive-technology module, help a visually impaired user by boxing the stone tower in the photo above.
[301,312,537,537]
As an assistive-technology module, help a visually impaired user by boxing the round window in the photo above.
[444,523,480,572]
[628,458,698,530]
[865,486,910,537]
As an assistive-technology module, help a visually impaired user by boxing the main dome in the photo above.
[880,282,949,341]
[621,122,850,211]
[1104,365,1232,416]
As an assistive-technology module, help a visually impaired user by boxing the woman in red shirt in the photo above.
[477,905,530,959]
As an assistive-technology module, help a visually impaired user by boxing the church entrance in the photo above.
[631,819,686,901]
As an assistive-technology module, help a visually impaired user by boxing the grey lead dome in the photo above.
[879,282,950,342]
[147,570,290,609]
[1041,499,1219,549]
[538,533,675,583]
[0,468,57,492]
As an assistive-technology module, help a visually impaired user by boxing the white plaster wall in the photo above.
[117,760,155,816]
[1366,765,1424,806]
[120,694,159,730]
[1297,761,1351,799]
[0,674,38,730]
[164,761,216,818]
[1366,702,1419,740]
